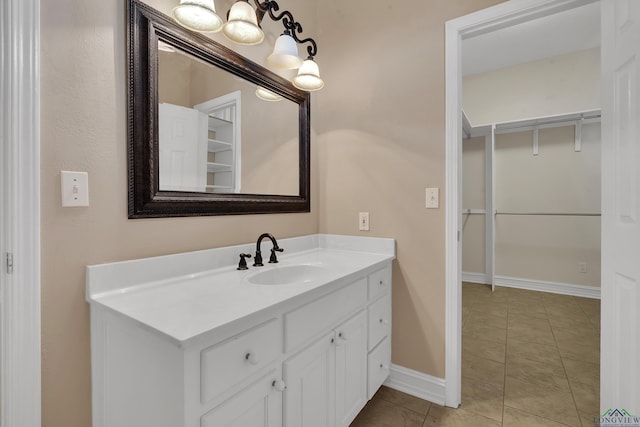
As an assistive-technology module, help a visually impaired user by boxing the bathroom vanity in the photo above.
[86,234,394,427]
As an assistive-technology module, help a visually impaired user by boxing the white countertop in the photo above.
[86,234,395,346]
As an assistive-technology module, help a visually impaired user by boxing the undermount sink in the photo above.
[247,264,328,285]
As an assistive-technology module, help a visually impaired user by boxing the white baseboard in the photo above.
[383,364,446,406]
[495,275,600,299]
[462,272,601,299]
[461,272,489,284]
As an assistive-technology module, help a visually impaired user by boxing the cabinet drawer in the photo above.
[284,278,367,352]
[201,318,281,404]
[368,266,391,301]
[367,337,391,400]
[368,294,391,350]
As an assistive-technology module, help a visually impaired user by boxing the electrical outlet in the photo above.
[359,212,370,231]
[578,262,587,273]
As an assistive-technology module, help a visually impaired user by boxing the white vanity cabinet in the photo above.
[284,310,368,427]
[366,266,392,399]
[87,235,395,427]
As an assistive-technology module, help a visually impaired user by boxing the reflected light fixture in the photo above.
[173,0,324,91]
[158,40,176,52]
[172,0,223,33]
[255,86,283,101]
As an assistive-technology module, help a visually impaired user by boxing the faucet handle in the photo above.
[269,247,284,263]
[237,253,252,270]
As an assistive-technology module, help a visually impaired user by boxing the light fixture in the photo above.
[268,31,303,69]
[223,0,264,45]
[172,0,223,33]
[172,0,323,91]
[255,86,283,101]
[292,57,324,91]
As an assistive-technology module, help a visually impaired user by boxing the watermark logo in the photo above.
[596,409,640,427]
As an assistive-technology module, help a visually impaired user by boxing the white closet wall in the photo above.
[462,123,601,290]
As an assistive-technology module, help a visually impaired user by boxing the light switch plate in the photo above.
[61,171,89,207]
[359,212,370,231]
[426,188,439,209]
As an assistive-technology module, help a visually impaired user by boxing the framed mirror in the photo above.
[127,0,310,218]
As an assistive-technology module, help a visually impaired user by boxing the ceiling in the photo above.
[462,1,600,76]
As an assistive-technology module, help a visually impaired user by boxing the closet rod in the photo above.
[495,212,600,217]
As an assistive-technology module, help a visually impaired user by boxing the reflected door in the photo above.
[158,103,208,192]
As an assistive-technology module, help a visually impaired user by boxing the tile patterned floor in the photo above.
[350,283,600,426]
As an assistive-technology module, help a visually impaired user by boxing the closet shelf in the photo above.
[207,139,232,152]
[207,162,232,173]
[205,184,233,191]
[207,115,233,127]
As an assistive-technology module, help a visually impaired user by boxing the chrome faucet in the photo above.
[253,233,283,266]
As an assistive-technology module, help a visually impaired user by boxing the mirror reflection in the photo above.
[158,44,300,196]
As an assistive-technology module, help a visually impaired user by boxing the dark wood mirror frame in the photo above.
[127,0,311,218]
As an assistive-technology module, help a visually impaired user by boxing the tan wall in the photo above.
[40,1,317,426]
[316,0,505,379]
[463,48,601,126]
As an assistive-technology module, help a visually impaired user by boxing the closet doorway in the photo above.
[447,0,640,416]
[444,0,603,410]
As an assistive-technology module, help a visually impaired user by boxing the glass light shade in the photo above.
[255,86,283,102]
[172,0,223,33]
[267,34,303,70]
[292,58,324,91]
[223,1,264,45]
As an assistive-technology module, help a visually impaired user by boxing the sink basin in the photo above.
[247,265,328,285]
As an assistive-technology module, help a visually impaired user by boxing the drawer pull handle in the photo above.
[272,380,287,392]
[245,352,259,365]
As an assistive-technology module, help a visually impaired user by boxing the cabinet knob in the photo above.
[245,352,259,365]
[272,380,287,392]
[379,318,389,325]
[379,363,389,370]
[379,280,384,286]
[335,332,347,346]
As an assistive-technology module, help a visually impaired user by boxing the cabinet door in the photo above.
[200,369,283,427]
[335,311,368,427]
[284,332,336,427]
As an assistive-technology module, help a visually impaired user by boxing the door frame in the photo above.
[0,0,41,425]
[444,0,599,407]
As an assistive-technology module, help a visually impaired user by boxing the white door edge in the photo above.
[0,0,41,425]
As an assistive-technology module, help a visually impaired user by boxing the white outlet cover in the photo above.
[61,171,89,207]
